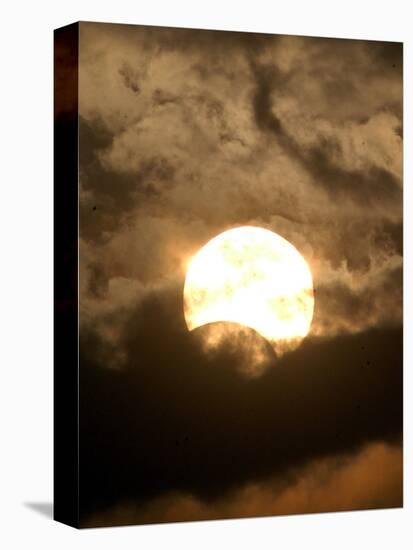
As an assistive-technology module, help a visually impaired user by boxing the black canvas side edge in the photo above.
[53,22,79,529]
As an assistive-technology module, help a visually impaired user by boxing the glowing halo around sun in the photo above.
[183,226,314,358]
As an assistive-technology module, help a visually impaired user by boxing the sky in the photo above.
[76,22,403,527]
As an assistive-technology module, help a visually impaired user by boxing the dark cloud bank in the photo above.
[79,285,402,526]
[77,23,403,526]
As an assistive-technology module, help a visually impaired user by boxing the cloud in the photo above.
[78,25,402,339]
[249,50,402,211]
[81,442,402,527]
[78,284,402,522]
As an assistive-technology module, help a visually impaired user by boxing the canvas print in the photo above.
[54,22,403,528]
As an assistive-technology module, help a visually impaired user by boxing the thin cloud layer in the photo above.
[79,24,402,341]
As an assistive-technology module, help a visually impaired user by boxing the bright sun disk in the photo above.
[183,226,314,358]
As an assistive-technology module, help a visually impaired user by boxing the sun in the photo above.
[183,226,314,357]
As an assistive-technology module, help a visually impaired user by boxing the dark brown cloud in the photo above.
[82,442,402,527]
[79,284,402,523]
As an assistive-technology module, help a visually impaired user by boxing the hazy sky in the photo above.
[76,22,403,527]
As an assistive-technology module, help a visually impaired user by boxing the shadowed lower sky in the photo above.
[74,22,403,527]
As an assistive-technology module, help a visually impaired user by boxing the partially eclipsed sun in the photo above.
[183,226,314,357]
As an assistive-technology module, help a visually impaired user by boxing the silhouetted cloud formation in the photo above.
[82,442,402,527]
[79,286,402,523]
